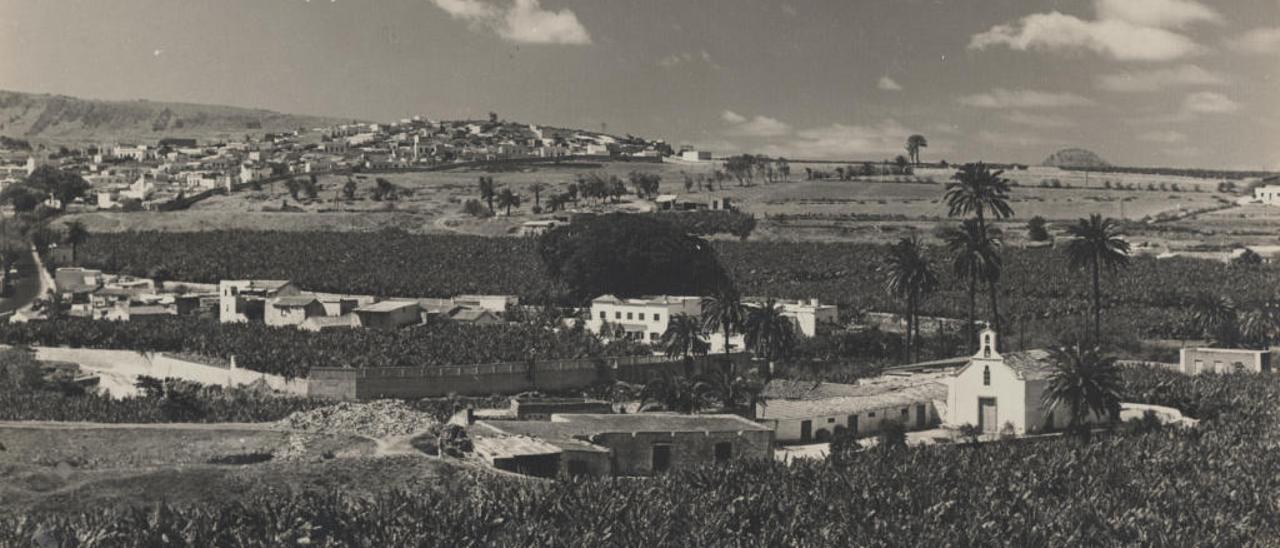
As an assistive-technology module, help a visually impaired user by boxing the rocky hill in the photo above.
[1041,148,1111,169]
[0,90,353,145]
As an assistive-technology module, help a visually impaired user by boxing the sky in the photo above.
[0,0,1277,169]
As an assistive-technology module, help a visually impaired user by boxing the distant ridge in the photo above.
[1042,148,1110,169]
[0,90,354,145]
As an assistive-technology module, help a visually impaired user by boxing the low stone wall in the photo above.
[308,353,749,400]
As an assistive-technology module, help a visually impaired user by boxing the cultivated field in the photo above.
[63,160,1253,247]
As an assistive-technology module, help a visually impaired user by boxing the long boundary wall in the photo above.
[308,353,749,400]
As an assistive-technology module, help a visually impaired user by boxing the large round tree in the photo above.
[537,213,733,304]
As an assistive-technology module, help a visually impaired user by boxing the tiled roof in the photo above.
[997,349,1055,380]
[481,413,769,439]
[757,382,946,421]
[762,380,886,400]
[471,435,564,459]
[272,296,320,308]
[356,300,419,313]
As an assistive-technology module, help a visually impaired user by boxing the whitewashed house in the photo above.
[757,381,945,443]
[945,329,1110,435]
[587,295,703,343]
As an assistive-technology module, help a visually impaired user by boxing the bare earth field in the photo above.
[63,161,1250,247]
[0,422,466,514]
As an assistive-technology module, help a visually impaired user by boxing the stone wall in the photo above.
[307,353,750,400]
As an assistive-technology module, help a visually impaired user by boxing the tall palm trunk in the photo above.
[905,293,915,362]
[1091,257,1102,343]
[967,277,977,352]
[975,209,1001,350]
[987,278,1001,349]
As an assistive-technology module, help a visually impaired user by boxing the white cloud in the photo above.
[659,50,718,69]
[723,114,792,138]
[1138,130,1188,143]
[434,0,500,19]
[976,130,1056,148]
[1094,0,1221,29]
[1183,91,1239,114]
[877,76,903,91]
[430,0,591,45]
[1004,111,1076,128]
[1096,64,1224,92]
[958,88,1094,109]
[1227,27,1280,55]
[758,120,933,159]
[969,0,1216,62]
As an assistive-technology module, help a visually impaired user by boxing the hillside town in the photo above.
[0,115,679,212]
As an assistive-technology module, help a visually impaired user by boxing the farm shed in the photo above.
[473,414,772,477]
[757,382,945,443]
[1179,347,1274,375]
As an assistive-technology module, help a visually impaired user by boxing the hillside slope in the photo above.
[0,90,353,145]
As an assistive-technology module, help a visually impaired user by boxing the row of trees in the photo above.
[884,163,1131,361]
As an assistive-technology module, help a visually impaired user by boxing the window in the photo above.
[638,313,645,321]
[652,444,672,473]
[650,332,659,341]
[827,417,835,423]
[901,408,909,418]
[599,311,606,319]
[653,314,661,322]
[627,312,633,320]
[615,312,621,320]
[714,442,732,463]
[983,366,991,386]
[869,412,876,418]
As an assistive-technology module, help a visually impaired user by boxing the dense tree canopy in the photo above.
[538,213,732,304]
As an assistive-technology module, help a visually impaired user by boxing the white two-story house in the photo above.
[587,295,703,343]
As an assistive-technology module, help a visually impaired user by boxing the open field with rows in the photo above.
[61,160,1254,246]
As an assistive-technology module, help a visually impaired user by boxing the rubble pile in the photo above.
[278,400,437,438]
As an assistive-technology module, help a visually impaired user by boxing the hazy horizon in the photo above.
[1,0,1276,169]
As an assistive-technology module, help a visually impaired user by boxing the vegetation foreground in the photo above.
[2,366,1277,546]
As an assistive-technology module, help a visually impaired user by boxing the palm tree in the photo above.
[1190,292,1238,347]
[639,370,709,414]
[1043,343,1122,437]
[906,134,928,165]
[701,288,746,374]
[1062,214,1130,342]
[695,367,763,416]
[883,236,938,362]
[945,162,1014,342]
[496,188,521,216]
[942,220,1001,352]
[529,182,546,210]
[661,313,709,375]
[1239,301,1280,349]
[742,298,798,380]
[63,220,89,265]
[478,176,496,212]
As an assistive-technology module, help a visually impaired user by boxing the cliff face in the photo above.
[0,90,351,145]
[1042,148,1111,169]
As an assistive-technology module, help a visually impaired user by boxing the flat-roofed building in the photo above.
[473,413,773,477]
